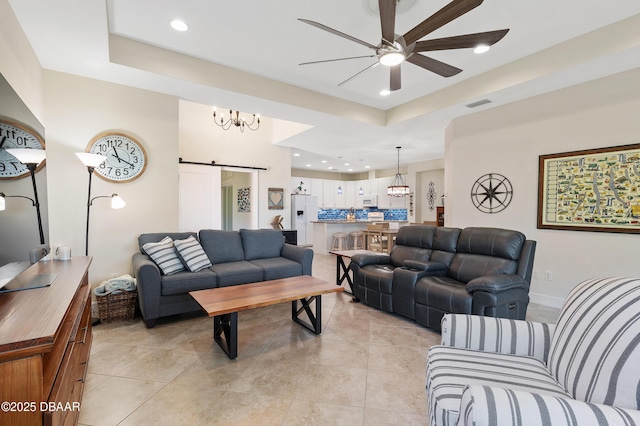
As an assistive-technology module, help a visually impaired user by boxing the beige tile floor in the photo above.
[79,252,560,426]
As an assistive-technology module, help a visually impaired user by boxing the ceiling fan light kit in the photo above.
[299,0,509,91]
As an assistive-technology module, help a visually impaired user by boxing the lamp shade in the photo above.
[110,194,126,209]
[6,148,46,165]
[0,195,5,211]
[75,152,107,168]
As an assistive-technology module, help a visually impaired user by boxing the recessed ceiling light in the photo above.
[344,163,350,166]
[380,89,391,96]
[321,160,327,163]
[348,169,353,172]
[170,20,189,32]
[306,164,312,167]
[293,153,300,157]
[474,45,490,54]
[365,165,371,169]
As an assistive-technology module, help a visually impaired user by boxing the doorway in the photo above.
[221,185,233,230]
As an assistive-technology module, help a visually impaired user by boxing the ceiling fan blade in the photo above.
[379,0,397,44]
[403,0,484,45]
[390,65,401,91]
[406,53,462,77]
[300,55,377,66]
[338,62,379,87]
[414,29,509,52]
[298,18,378,50]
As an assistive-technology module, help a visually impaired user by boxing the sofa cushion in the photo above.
[209,261,264,287]
[160,269,217,296]
[456,227,525,260]
[415,276,472,313]
[138,232,197,253]
[433,227,462,252]
[240,228,284,260]
[199,230,245,264]
[142,237,185,275]
[447,253,517,284]
[389,245,432,268]
[249,257,302,280]
[174,235,212,272]
[426,346,571,426]
[394,225,435,248]
[547,277,640,410]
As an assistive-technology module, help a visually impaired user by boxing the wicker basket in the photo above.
[96,290,137,323]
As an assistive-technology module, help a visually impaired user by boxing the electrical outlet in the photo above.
[533,269,539,279]
[544,271,553,281]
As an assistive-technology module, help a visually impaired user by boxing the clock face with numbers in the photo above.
[0,119,46,179]
[87,132,147,183]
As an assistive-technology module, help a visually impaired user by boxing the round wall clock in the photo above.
[470,173,513,214]
[0,119,46,179]
[86,131,148,183]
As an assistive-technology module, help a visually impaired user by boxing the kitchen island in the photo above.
[311,220,408,254]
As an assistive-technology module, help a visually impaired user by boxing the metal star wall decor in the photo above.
[470,173,513,214]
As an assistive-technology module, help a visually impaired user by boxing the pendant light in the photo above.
[387,146,409,197]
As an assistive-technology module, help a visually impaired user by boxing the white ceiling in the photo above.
[8,0,640,173]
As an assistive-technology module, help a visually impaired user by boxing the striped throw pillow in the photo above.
[142,236,185,275]
[174,235,212,272]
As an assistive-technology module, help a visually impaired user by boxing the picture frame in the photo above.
[538,143,640,233]
[268,187,284,210]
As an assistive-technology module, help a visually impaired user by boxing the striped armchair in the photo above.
[426,277,640,426]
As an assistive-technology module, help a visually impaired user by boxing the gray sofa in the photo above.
[350,225,536,331]
[132,228,313,328]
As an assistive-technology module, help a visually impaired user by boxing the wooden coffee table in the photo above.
[189,276,343,359]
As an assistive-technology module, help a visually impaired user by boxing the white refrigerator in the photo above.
[291,194,318,246]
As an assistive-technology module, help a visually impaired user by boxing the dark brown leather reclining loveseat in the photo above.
[349,225,536,331]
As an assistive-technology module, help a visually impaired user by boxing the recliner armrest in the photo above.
[458,385,640,425]
[466,274,529,293]
[350,253,391,268]
[403,260,448,273]
[440,314,555,361]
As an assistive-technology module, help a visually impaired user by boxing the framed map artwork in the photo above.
[538,143,640,233]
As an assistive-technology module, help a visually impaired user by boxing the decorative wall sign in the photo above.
[237,187,250,212]
[268,187,284,210]
[427,181,437,211]
[538,143,640,233]
[471,173,513,214]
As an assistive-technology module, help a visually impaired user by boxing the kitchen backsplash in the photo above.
[317,208,407,221]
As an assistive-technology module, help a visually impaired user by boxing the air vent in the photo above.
[466,99,492,108]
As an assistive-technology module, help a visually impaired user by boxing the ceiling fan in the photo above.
[299,0,509,91]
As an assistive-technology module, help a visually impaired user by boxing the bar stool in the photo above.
[331,232,348,250]
[349,231,365,250]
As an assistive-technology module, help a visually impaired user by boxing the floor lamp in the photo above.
[5,149,47,245]
[75,153,126,255]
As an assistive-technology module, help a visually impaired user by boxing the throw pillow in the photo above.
[174,235,212,272]
[142,236,185,275]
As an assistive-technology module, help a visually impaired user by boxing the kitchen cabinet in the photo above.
[345,181,356,208]
[311,178,324,201]
[376,177,392,208]
[322,180,334,207]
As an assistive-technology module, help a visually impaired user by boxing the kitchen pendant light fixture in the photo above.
[387,146,409,197]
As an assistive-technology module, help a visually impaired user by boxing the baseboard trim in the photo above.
[529,292,564,309]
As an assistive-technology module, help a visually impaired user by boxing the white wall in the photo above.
[178,100,291,229]
[44,71,179,286]
[446,70,640,307]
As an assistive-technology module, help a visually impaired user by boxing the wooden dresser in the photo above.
[0,257,92,426]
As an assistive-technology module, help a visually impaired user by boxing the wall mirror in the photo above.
[0,72,49,268]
